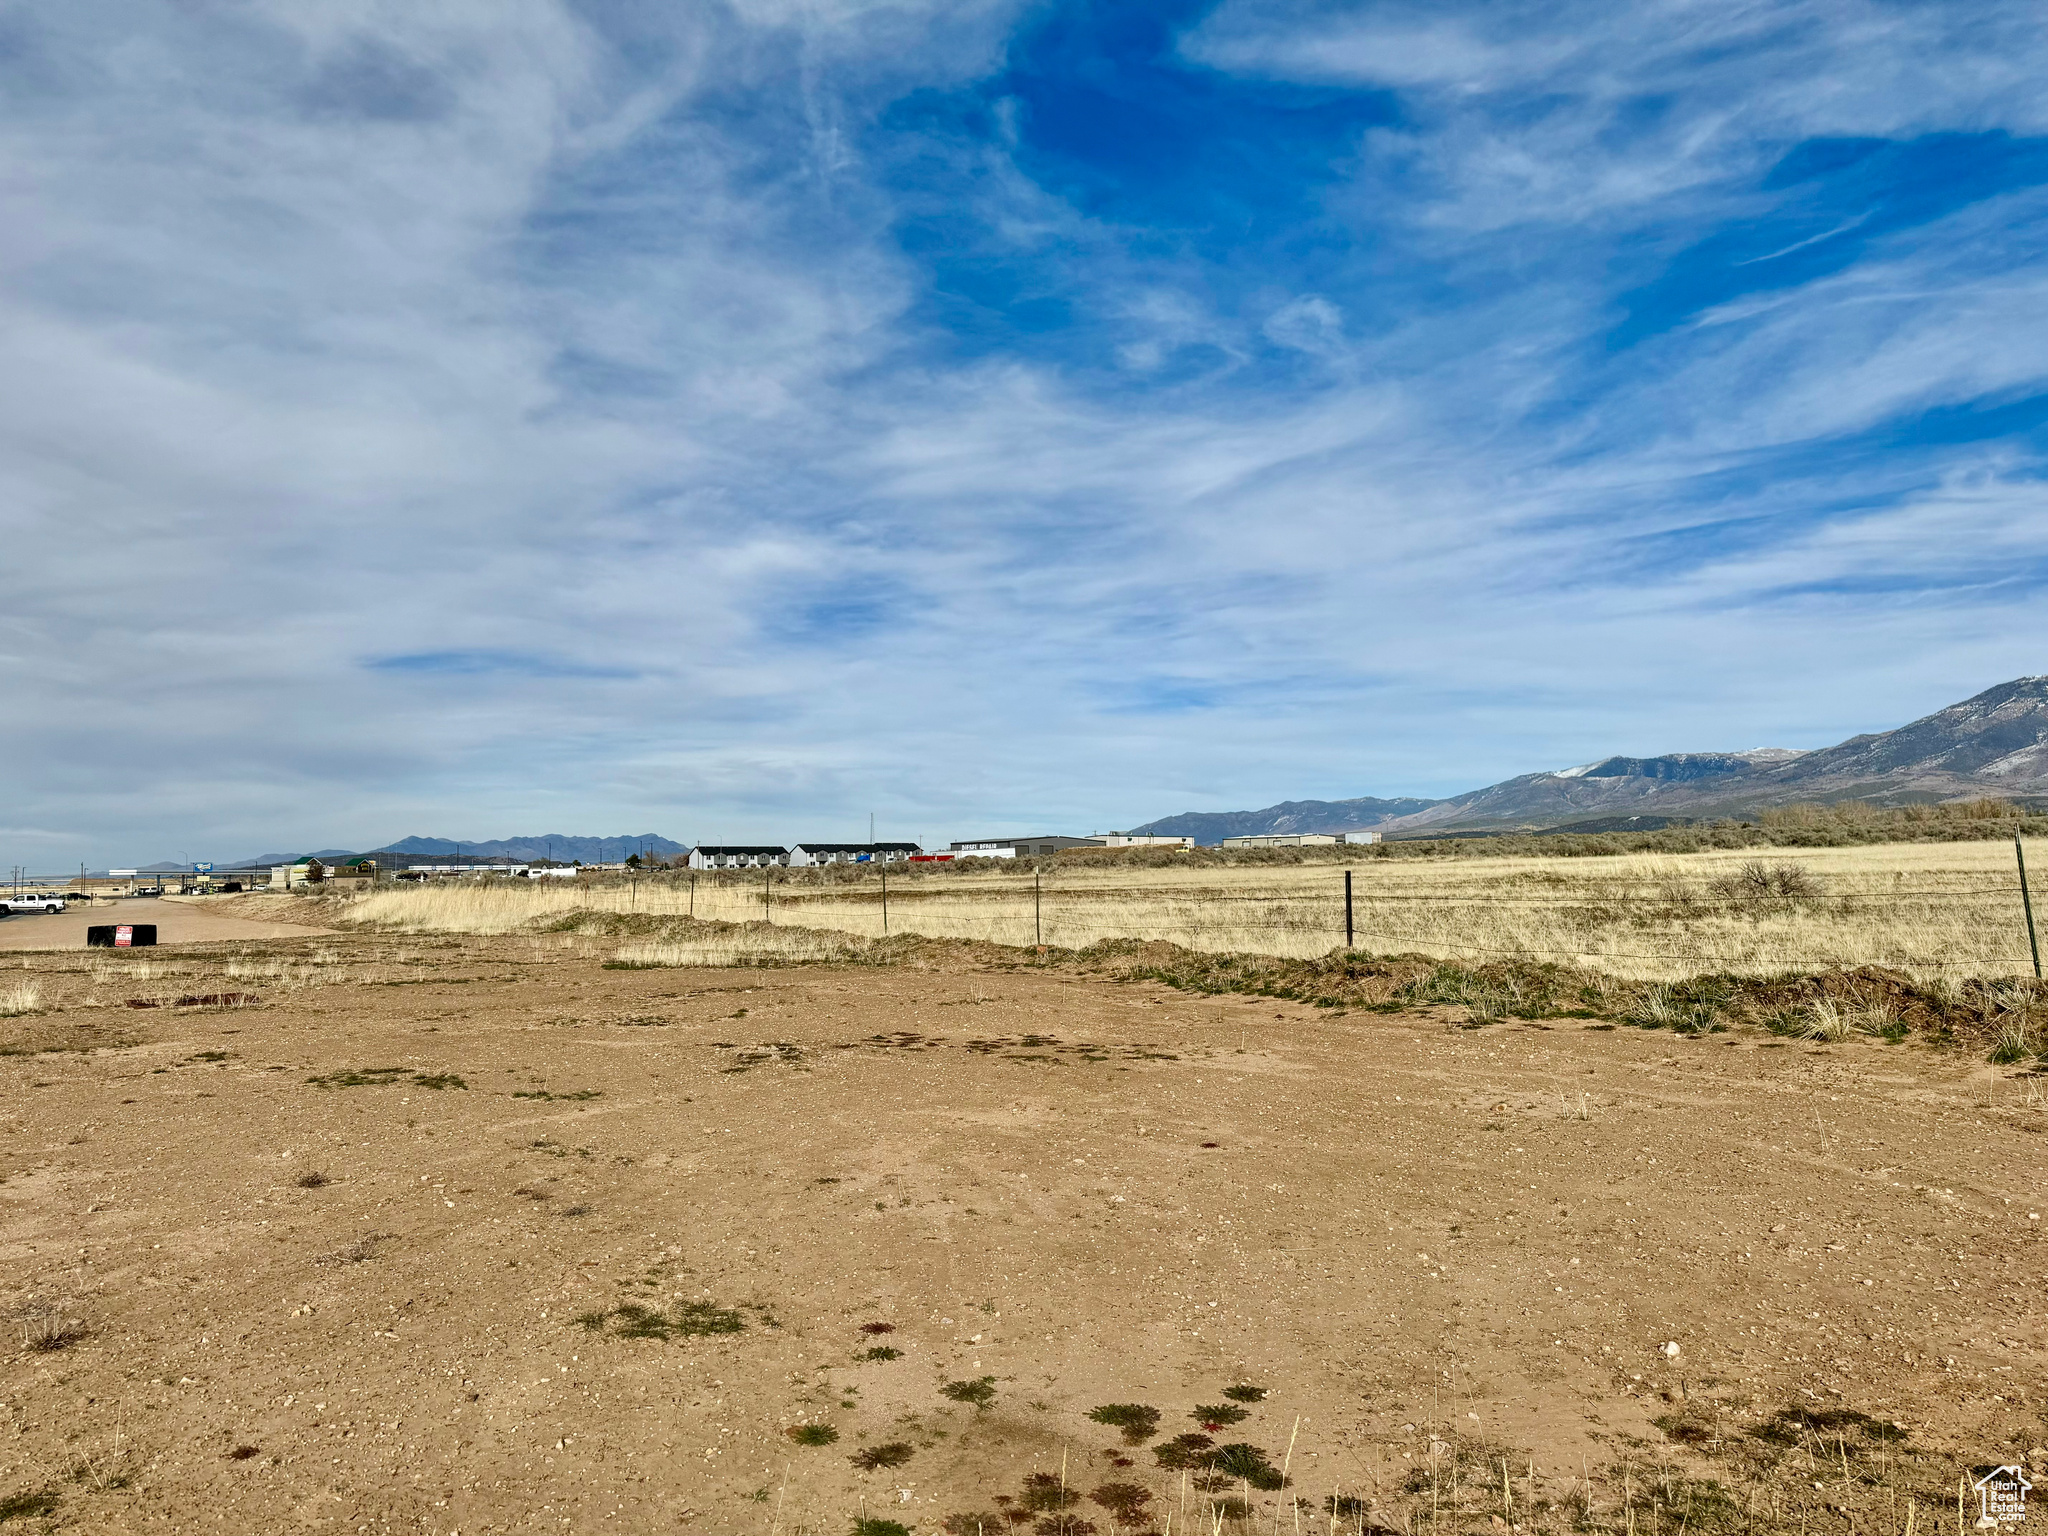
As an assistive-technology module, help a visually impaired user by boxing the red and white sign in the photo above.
[114,925,133,947]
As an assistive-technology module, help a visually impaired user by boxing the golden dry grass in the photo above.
[609,927,863,968]
[332,839,2047,981]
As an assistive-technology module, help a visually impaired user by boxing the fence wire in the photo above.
[724,865,2045,975]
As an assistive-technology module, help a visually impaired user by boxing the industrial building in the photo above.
[949,835,1106,857]
[1218,831,1383,849]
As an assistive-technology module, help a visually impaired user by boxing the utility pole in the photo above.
[2018,833,2041,980]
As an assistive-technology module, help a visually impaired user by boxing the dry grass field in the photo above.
[0,890,2044,1535]
[337,839,2045,981]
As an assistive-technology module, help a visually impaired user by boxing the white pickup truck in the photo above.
[3,893,69,914]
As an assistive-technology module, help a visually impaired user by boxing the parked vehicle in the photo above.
[4,894,66,914]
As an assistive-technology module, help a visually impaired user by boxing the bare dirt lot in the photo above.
[1,917,2044,1534]
[0,897,333,951]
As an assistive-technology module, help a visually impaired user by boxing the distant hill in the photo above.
[1134,677,2048,842]
[196,835,686,870]
[371,833,686,864]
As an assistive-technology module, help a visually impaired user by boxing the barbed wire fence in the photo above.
[718,839,2048,978]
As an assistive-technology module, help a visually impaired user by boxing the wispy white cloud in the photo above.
[3,0,2047,865]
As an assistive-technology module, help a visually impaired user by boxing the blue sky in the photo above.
[6,0,2048,864]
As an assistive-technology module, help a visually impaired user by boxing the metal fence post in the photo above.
[881,867,889,937]
[1345,868,1354,950]
[1034,865,1043,947]
[2018,833,2041,979]
[763,865,772,925]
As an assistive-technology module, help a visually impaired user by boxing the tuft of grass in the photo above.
[293,1171,330,1189]
[786,1423,839,1446]
[0,983,42,1019]
[1220,1383,1267,1402]
[850,1442,915,1471]
[1804,999,1853,1043]
[411,1073,467,1090]
[1989,1015,2037,1064]
[851,1520,911,1536]
[1087,1403,1162,1444]
[861,1345,903,1361]
[17,1303,84,1354]
[1193,1403,1250,1428]
[940,1376,997,1409]
[511,1089,600,1101]
[315,1234,385,1266]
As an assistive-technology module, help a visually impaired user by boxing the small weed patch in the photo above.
[1211,1442,1287,1489]
[862,1345,903,1360]
[511,1089,601,1101]
[1221,1384,1267,1402]
[940,1376,997,1408]
[1086,1403,1161,1443]
[0,1488,58,1522]
[851,1442,915,1471]
[1089,1482,1151,1519]
[1018,1473,1079,1512]
[307,1066,466,1090]
[572,1300,746,1340]
[786,1423,839,1446]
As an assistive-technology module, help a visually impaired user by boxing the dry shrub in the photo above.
[0,982,41,1018]
[1709,861,1823,905]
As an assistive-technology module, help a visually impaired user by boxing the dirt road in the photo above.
[0,929,2042,1533]
[0,896,330,950]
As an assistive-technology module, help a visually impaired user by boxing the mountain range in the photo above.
[1130,676,2048,843]
[181,833,689,871]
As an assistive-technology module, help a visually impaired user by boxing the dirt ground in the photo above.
[0,897,333,951]
[1,914,2044,1535]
